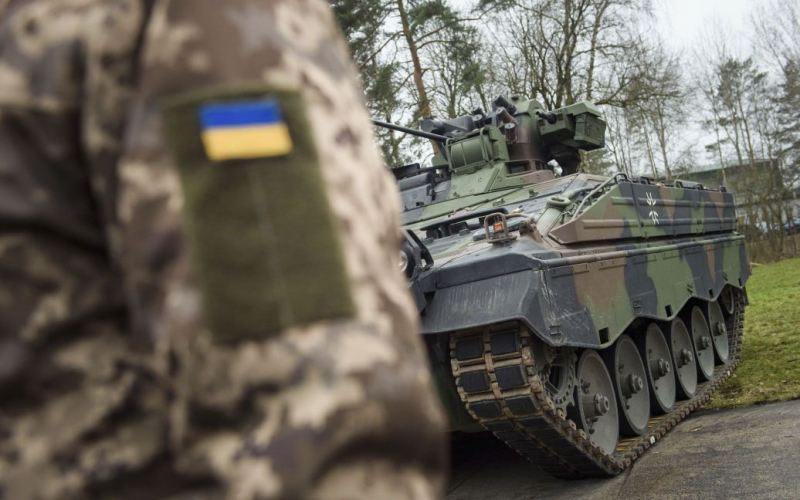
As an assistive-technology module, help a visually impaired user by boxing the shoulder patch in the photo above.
[199,99,293,160]
[162,87,355,345]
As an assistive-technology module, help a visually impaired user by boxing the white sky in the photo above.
[652,0,755,51]
[451,0,761,51]
[650,0,765,167]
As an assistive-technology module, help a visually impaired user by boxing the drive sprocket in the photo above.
[539,345,577,413]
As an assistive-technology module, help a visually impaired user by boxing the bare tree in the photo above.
[479,0,655,110]
[752,0,800,74]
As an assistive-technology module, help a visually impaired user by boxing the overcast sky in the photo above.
[653,0,755,51]
[451,0,761,51]
[650,0,757,166]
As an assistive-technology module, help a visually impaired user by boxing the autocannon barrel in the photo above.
[372,120,449,142]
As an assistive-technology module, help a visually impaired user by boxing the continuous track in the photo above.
[450,290,745,478]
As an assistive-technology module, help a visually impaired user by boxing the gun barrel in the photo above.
[536,110,558,124]
[373,120,449,142]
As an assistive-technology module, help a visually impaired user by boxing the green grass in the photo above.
[706,257,800,409]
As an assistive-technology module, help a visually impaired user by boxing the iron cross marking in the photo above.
[646,191,659,225]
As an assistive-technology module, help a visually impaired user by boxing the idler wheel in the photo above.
[603,334,650,436]
[719,286,735,316]
[707,300,730,365]
[689,306,715,381]
[668,318,698,399]
[568,350,619,455]
[637,323,676,414]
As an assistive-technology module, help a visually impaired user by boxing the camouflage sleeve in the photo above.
[119,0,448,498]
[0,1,171,498]
[0,0,446,498]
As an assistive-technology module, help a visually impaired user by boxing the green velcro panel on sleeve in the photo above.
[161,86,355,345]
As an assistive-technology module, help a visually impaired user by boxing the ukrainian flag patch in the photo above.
[199,99,293,161]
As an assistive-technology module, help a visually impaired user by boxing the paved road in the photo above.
[446,399,800,499]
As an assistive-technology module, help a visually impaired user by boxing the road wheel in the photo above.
[719,286,735,316]
[604,334,650,436]
[707,300,730,365]
[689,306,715,381]
[568,350,619,455]
[638,323,676,414]
[668,317,698,399]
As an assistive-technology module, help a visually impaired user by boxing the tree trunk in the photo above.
[585,0,610,101]
[652,106,672,180]
[710,102,728,187]
[397,0,431,119]
[736,93,757,169]
[642,124,659,179]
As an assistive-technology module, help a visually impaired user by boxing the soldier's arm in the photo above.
[0,1,171,497]
[118,0,447,498]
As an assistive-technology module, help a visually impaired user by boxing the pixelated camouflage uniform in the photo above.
[0,0,447,498]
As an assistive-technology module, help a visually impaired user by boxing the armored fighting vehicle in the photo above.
[376,95,749,478]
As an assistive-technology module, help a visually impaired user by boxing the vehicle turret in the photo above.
[376,96,606,218]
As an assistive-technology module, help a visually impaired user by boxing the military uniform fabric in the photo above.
[0,0,447,498]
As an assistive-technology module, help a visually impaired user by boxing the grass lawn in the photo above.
[707,257,800,409]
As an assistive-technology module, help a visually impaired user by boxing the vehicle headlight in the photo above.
[399,249,409,273]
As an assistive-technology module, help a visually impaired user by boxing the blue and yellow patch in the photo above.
[199,99,293,161]
[162,88,354,345]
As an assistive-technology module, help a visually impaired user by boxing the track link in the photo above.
[450,290,745,478]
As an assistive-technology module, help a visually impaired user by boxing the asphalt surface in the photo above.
[446,399,800,499]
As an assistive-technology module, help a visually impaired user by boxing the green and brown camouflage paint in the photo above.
[393,97,750,431]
